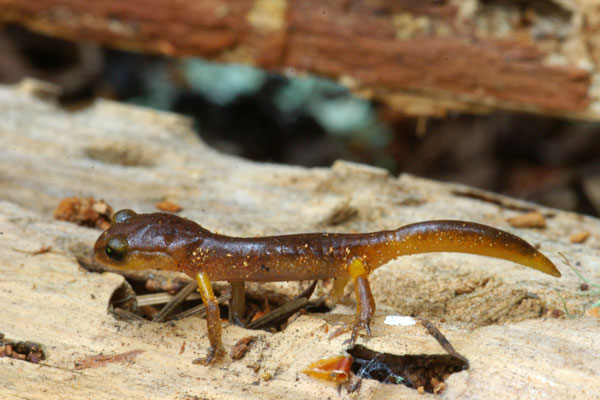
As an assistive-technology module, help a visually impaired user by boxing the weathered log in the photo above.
[0,80,599,399]
[0,0,597,118]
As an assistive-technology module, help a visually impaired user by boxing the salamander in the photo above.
[94,209,561,363]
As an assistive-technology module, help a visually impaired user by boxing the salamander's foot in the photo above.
[192,346,224,365]
[205,346,218,364]
[349,320,371,346]
[328,321,350,341]
[329,320,372,347]
[345,319,372,347]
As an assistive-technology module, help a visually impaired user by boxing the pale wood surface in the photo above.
[0,81,599,399]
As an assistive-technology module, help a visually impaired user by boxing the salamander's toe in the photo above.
[192,345,224,365]
[205,346,217,365]
[329,321,351,341]
[329,320,372,347]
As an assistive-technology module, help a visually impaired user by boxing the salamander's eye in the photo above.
[112,209,136,225]
[105,237,128,261]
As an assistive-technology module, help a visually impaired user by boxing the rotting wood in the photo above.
[0,0,597,118]
[0,81,599,399]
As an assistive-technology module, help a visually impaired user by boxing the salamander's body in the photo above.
[94,210,560,363]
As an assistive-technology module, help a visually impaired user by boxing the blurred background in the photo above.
[2,1,600,215]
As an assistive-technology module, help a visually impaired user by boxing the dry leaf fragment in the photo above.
[302,355,353,383]
[54,197,113,230]
[507,211,546,228]
[156,200,183,213]
[73,349,144,369]
[585,307,600,318]
[31,245,52,255]
[569,231,590,244]
[230,336,257,360]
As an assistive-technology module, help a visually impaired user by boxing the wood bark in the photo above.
[0,80,599,399]
[0,0,598,118]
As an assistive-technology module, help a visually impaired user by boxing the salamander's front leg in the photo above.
[348,258,376,346]
[229,281,246,327]
[196,271,224,364]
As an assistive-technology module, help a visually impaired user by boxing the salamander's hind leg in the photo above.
[329,258,375,346]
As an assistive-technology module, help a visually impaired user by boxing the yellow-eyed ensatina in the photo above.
[94,209,560,363]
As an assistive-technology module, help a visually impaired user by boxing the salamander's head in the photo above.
[94,209,202,271]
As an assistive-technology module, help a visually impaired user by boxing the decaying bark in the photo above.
[0,0,598,119]
[0,80,599,399]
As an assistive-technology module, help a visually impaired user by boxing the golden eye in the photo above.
[112,209,137,225]
[105,237,128,261]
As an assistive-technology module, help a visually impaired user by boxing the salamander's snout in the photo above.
[94,209,137,268]
[93,209,183,272]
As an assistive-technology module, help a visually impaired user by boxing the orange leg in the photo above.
[347,258,376,346]
[196,271,224,364]
[330,259,376,345]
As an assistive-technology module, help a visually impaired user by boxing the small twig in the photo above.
[169,294,231,320]
[416,318,469,368]
[559,253,600,290]
[554,290,577,319]
[577,290,600,296]
[110,294,137,306]
[153,280,198,322]
[11,245,52,255]
[136,292,202,307]
[294,280,318,301]
[556,253,600,316]
[247,297,308,330]
[247,280,317,327]
[113,307,147,322]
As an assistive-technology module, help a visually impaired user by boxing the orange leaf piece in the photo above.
[569,231,590,244]
[507,211,546,228]
[585,307,600,318]
[155,200,183,213]
[302,355,352,383]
